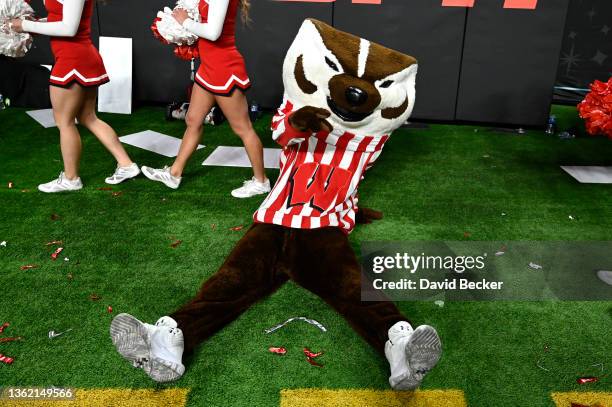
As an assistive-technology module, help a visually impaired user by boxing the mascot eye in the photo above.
[380,80,394,89]
[325,57,340,72]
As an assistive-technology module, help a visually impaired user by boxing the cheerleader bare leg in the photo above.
[141,85,215,189]
[215,91,271,198]
[36,84,87,192]
[75,88,140,184]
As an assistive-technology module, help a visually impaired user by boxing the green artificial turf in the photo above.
[0,104,611,406]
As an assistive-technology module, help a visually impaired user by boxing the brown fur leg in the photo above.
[286,227,408,354]
[355,207,384,224]
[170,224,288,355]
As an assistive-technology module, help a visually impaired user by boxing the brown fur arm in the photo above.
[289,106,334,133]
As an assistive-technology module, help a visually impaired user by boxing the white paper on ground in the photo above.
[98,37,133,114]
[26,109,56,128]
[202,146,281,169]
[119,130,203,158]
[561,166,612,184]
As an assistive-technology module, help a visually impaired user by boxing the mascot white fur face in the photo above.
[282,19,418,136]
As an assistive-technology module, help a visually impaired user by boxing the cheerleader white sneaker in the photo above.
[141,166,181,189]
[38,172,82,193]
[231,177,271,198]
[384,321,442,390]
[110,313,185,383]
[105,163,141,185]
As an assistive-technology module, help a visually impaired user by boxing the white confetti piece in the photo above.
[529,262,543,270]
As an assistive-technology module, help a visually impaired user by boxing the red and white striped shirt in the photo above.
[253,98,390,234]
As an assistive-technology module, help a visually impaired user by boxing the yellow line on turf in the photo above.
[0,388,189,407]
[280,389,467,407]
[551,391,612,406]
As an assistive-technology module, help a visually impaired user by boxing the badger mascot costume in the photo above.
[110,19,442,390]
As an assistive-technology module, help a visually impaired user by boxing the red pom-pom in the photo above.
[173,44,199,61]
[577,77,612,139]
[151,18,170,45]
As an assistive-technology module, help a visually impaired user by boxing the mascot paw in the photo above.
[355,207,384,224]
[289,106,333,133]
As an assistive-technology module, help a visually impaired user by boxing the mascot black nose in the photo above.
[345,86,368,106]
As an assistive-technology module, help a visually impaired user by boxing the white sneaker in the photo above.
[231,177,271,198]
[38,172,82,193]
[141,166,181,189]
[110,313,185,383]
[384,321,442,391]
[105,163,140,185]
[597,270,612,286]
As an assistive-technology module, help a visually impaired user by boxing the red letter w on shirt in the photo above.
[288,163,352,213]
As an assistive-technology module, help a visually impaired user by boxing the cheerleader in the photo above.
[141,0,270,198]
[10,0,140,193]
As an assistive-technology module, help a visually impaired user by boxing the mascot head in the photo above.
[283,19,418,136]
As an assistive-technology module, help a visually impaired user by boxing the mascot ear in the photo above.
[295,55,317,94]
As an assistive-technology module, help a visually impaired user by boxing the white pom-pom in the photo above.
[0,0,35,58]
[154,0,201,47]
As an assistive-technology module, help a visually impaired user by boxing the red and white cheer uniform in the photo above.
[22,0,108,87]
[183,0,250,95]
[253,99,390,234]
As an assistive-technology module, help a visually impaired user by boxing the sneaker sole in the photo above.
[38,185,82,193]
[141,168,180,190]
[231,189,271,199]
[110,314,151,372]
[149,356,185,383]
[403,325,442,388]
[105,169,141,185]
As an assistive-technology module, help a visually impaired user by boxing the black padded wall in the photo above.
[96,1,192,104]
[333,0,466,121]
[13,0,571,126]
[236,1,333,109]
[455,0,570,126]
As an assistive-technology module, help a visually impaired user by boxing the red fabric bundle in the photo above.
[174,44,199,61]
[577,77,612,139]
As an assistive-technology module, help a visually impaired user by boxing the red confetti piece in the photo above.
[0,354,14,365]
[303,348,323,358]
[107,306,113,313]
[268,346,287,355]
[45,240,63,246]
[306,356,323,368]
[51,247,64,260]
[0,336,22,343]
[170,240,183,248]
[50,213,61,221]
[0,322,9,333]
[576,376,599,385]
[8,182,14,189]
[230,225,244,232]
[98,187,113,191]
[20,264,39,271]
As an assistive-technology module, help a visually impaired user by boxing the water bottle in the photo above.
[545,115,556,135]
[249,101,261,122]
